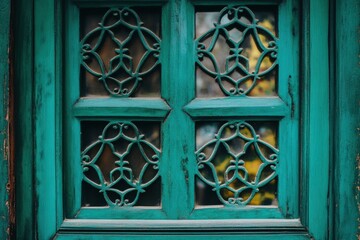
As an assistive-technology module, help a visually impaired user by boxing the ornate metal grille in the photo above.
[81,121,161,206]
[196,121,278,206]
[195,6,278,96]
[80,8,161,97]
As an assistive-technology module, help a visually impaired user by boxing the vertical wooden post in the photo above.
[302,0,330,238]
[334,0,360,238]
[0,0,11,238]
[14,0,35,239]
[33,0,58,238]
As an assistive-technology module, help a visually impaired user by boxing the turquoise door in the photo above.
[9,0,360,239]
[62,0,300,222]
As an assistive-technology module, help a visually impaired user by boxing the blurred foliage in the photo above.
[197,122,277,206]
[196,10,277,97]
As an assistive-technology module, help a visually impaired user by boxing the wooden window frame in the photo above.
[62,0,299,224]
[8,0,360,239]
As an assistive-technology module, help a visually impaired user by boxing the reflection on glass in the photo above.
[81,121,161,207]
[80,7,161,97]
[196,121,278,206]
[195,6,278,97]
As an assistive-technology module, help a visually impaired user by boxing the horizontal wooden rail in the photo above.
[73,98,171,119]
[61,218,304,231]
[184,97,288,118]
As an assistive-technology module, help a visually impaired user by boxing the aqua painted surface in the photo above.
[304,0,330,238]
[14,0,35,238]
[54,233,311,240]
[0,0,10,239]
[9,0,360,239]
[334,0,360,239]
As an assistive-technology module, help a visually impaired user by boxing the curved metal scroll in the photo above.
[195,6,278,96]
[81,121,160,206]
[80,8,161,97]
[196,121,278,206]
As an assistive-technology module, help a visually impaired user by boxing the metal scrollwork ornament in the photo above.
[81,121,160,206]
[196,121,278,206]
[195,6,278,96]
[81,8,161,97]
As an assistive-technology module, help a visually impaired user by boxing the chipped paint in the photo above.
[356,153,360,235]
[287,75,295,118]
[0,0,11,238]
[2,139,8,161]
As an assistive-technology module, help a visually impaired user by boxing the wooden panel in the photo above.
[184,98,288,118]
[160,0,196,219]
[14,0,360,238]
[190,0,281,5]
[301,0,330,239]
[0,0,11,239]
[276,0,300,220]
[190,207,283,219]
[55,233,310,240]
[60,219,304,231]
[73,98,171,118]
[14,0,35,239]
[34,0,58,238]
[75,208,166,219]
[73,0,168,8]
[334,0,360,239]
[64,0,82,218]
[55,0,64,229]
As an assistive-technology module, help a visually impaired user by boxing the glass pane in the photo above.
[195,6,278,97]
[80,7,161,97]
[195,121,278,206]
[81,121,161,207]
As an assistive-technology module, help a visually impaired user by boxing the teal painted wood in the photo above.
[300,0,310,231]
[63,0,172,220]
[55,0,64,229]
[188,0,300,220]
[34,0,58,238]
[14,0,35,238]
[64,0,82,218]
[73,0,168,8]
[0,0,10,239]
[189,207,283,219]
[54,233,310,240]
[301,0,330,238]
[334,0,360,238]
[328,1,335,237]
[60,219,304,231]
[160,0,196,219]
[76,208,166,219]
[190,0,281,5]
[73,98,171,118]
[184,98,288,118]
[62,0,301,225]
[277,0,300,219]
[13,0,356,238]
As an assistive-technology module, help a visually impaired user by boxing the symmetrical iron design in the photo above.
[81,121,160,206]
[195,6,278,96]
[80,8,161,96]
[196,121,278,206]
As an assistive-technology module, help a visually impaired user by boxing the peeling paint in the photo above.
[356,153,360,233]
[2,139,8,161]
[287,75,295,118]
[181,157,189,182]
